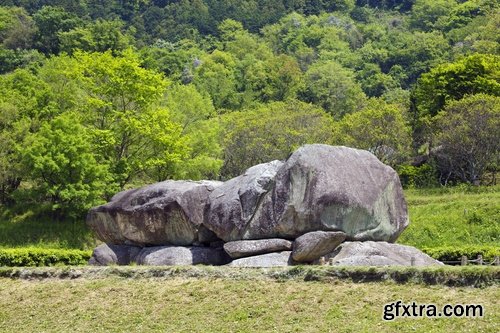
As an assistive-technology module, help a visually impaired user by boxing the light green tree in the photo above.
[300,61,366,118]
[333,99,412,166]
[20,113,110,218]
[415,54,500,118]
[193,49,240,110]
[162,83,223,180]
[71,50,189,187]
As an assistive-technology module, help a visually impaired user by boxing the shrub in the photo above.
[422,246,500,264]
[398,164,438,188]
[0,248,91,267]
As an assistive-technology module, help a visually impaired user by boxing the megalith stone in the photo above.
[135,246,231,266]
[86,180,222,246]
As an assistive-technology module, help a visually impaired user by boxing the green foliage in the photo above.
[333,99,411,165]
[397,164,438,188]
[0,248,91,266]
[300,61,366,118]
[422,246,500,263]
[33,5,83,54]
[415,54,500,117]
[380,30,452,88]
[409,0,458,31]
[0,47,45,74]
[0,68,52,203]
[445,0,485,31]
[140,39,204,80]
[59,19,133,54]
[193,50,240,110]
[162,84,222,180]
[220,100,334,178]
[433,94,500,185]
[19,113,110,217]
[72,50,189,186]
[0,6,36,49]
[0,49,210,219]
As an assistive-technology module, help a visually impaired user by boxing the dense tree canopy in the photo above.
[415,54,500,117]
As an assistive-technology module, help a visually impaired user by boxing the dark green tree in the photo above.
[33,5,83,54]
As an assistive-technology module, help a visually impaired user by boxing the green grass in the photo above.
[0,208,97,250]
[0,273,498,333]
[398,185,500,248]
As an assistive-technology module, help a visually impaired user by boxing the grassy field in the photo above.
[399,185,500,248]
[0,185,498,251]
[0,275,498,333]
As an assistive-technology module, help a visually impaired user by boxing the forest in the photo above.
[0,0,499,220]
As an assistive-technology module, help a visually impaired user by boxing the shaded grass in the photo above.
[398,185,500,248]
[0,274,498,333]
[0,208,97,250]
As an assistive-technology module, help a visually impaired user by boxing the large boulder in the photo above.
[207,160,283,241]
[227,252,293,267]
[136,246,231,266]
[292,231,346,263]
[326,241,443,266]
[223,239,293,259]
[89,243,142,266]
[86,180,222,246]
[205,145,409,242]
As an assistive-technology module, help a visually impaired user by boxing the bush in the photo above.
[398,164,438,188]
[0,248,91,267]
[422,246,500,264]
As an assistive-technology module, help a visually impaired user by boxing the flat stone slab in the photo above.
[135,246,231,266]
[224,239,293,259]
[227,251,293,267]
[326,241,443,266]
[292,231,346,263]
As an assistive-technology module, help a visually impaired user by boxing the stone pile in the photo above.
[87,144,442,267]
